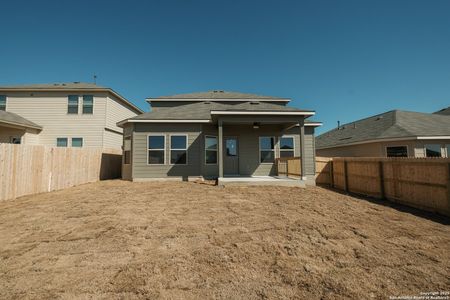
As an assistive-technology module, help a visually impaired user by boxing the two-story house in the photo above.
[117,90,321,185]
[0,82,143,149]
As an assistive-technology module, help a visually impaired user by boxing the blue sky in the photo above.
[0,0,449,134]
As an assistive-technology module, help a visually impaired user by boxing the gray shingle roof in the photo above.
[316,110,450,149]
[0,82,105,90]
[130,101,311,120]
[148,90,290,100]
[0,110,42,130]
[434,107,450,115]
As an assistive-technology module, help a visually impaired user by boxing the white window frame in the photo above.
[67,95,79,114]
[259,136,276,164]
[82,95,94,114]
[385,145,409,157]
[169,134,188,165]
[0,95,7,111]
[147,134,166,165]
[205,135,218,165]
[424,144,443,158]
[446,144,450,158]
[279,135,295,158]
[56,137,68,147]
[71,137,83,147]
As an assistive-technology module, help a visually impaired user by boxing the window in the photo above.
[124,151,131,164]
[148,135,165,164]
[68,95,79,114]
[82,95,93,114]
[205,136,218,164]
[10,136,21,144]
[170,135,187,165]
[72,138,83,147]
[386,146,408,157]
[425,144,442,157]
[0,95,6,111]
[280,136,295,158]
[260,136,275,163]
[446,145,450,158]
[57,138,68,147]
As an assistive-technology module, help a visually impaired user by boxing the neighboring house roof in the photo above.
[0,82,144,114]
[147,90,290,102]
[433,106,450,115]
[0,110,42,130]
[118,101,317,126]
[316,110,450,149]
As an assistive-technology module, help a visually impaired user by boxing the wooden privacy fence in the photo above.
[276,157,302,177]
[315,157,450,217]
[0,144,122,201]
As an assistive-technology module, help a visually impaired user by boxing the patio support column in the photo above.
[299,118,307,180]
[218,119,224,178]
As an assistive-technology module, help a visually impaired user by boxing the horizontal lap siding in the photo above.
[285,126,316,176]
[132,124,202,178]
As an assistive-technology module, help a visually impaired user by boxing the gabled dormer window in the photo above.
[68,95,79,114]
[0,95,6,111]
[82,95,93,114]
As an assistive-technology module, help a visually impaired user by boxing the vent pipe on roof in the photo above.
[337,120,340,129]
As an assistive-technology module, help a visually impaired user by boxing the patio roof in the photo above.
[0,110,42,130]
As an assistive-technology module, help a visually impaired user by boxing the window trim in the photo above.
[0,95,7,111]
[56,137,68,147]
[279,135,295,158]
[385,145,409,157]
[71,137,83,147]
[169,133,188,165]
[147,134,166,165]
[259,136,276,164]
[67,95,79,114]
[82,95,94,114]
[424,144,443,158]
[205,135,218,165]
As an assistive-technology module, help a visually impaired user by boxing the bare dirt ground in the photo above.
[0,180,449,299]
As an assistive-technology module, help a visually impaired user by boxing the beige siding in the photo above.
[105,95,139,134]
[316,139,450,158]
[5,92,107,147]
[3,91,139,149]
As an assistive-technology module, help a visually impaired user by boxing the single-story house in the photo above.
[316,109,450,158]
[118,91,322,185]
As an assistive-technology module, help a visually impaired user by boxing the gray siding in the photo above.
[132,123,202,179]
[130,122,316,179]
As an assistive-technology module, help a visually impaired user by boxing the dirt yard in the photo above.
[0,181,448,299]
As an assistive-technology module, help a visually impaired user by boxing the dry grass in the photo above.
[0,180,449,299]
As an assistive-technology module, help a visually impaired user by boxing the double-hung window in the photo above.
[0,95,6,111]
[148,135,165,164]
[279,136,295,158]
[260,136,275,163]
[170,135,187,165]
[68,95,79,114]
[123,136,131,164]
[425,144,442,157]
[205,136,218,164]
[82,95,93,114]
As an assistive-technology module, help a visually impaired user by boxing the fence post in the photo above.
[329,160,334,188]
[343,160,348,192]
[379,161,385,199]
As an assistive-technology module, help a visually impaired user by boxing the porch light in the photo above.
[253,122,260,129]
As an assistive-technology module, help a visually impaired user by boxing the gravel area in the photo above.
[0,180,448,299]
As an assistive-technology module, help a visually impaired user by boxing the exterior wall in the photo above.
[5,91,107,147]
[0,126,40,144]
[130,122,317,180]
[122,124,134,180]
[132,123,203,179]
[316,139,450,158]
[3,91,140,149]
